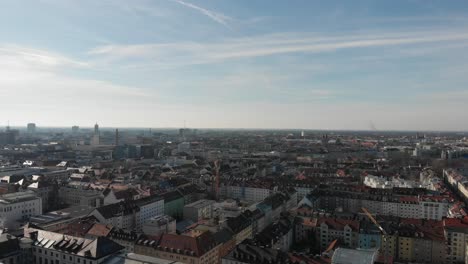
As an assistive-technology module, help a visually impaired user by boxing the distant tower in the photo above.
[91,123,100,146]
[27,123,36,134]
[115,129,119,146]
[72,125,79,134]
[94,123,99,135]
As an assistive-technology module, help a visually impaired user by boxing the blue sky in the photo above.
[1,0,468,130]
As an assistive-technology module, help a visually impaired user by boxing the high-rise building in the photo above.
[27,123,36,134]
[91,123,100,145]
[72,125,79,134]
[0,130,16,145]
[94,123,99,135]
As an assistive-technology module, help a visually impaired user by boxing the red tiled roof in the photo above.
[400,218,445,241]
[156,232,218,257]
[444,218,468,228]
[87,223,113,237]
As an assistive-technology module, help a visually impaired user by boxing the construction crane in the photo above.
[361,207,389,264]
[322,239,338,256]
[213,160,221,201]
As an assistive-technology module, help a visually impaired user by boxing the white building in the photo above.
[136,195,165,231]
[91,195,164,232]
[183,199,215,222]
[223,184,274,202]
[0,191,42,229]
[142,215,176,236]
[24,228,124,264]
[58,185,103,207]
[363,175,416,189]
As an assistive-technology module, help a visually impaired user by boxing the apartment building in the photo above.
[0,191,42,229]
[90,195,164,232]
[312,185,451,220]
[142,215,176,236]
[318,218,360,251]
[222,183,275,202]
[183,199,215,222]
[58,185,102,207]
[24,228,124,264]
[135,232,220,264]
[444,218,468,264]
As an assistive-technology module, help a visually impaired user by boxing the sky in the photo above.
[1,0,468,131]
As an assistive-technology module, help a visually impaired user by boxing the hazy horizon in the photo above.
[2,1,468,130]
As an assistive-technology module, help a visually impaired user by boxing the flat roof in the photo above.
[184,199,215,209]
[0,191,39,204]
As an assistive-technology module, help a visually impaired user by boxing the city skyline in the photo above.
[1,0,468,130]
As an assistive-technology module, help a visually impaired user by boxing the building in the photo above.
[90,201,138,231]
[358,222,382,250]
[0,191,42,229]
[222,184,273,202]
[90,195,164,232]
[331,248,378,264]
[396,219,446,263]
[224,212,253,245]
[72,126,79,134]
[221,242,290,264]
[163,191,184,220]
[318,218,360,251]
[91,123,100,146]
[444,218,468,264]
[103,188,140,206]
[27,123,36,134]
[135,232,220,264]
[311,185,451,220]
[137,196,165,230]
[0,234,25,264]
[364,175,416,189]
[142,215,176,236]
[252,217,294,251]
[295,217,319,244]
[107,228,138,253]
[177,142,191,154]
[183,199,215,222]
[27,181,56,212]
[103,253,184,264]
[25,228,124,264]
[28,206,94,232]
[213,228,236,262]
[0,130,16,145]
[58,185,103,208]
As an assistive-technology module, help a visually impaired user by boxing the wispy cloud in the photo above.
[0,45,88,69]
[88,29,468,69]
[0,45,158,126]
[170,0,231,27]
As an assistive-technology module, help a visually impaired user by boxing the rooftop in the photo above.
[184,199,215,209]
[0,190,39,204]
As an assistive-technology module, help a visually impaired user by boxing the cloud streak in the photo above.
[170,0,231,27]
[88,29,468,69]
[0,45,88,69]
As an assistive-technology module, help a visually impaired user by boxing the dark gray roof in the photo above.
[213,228,233,244]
